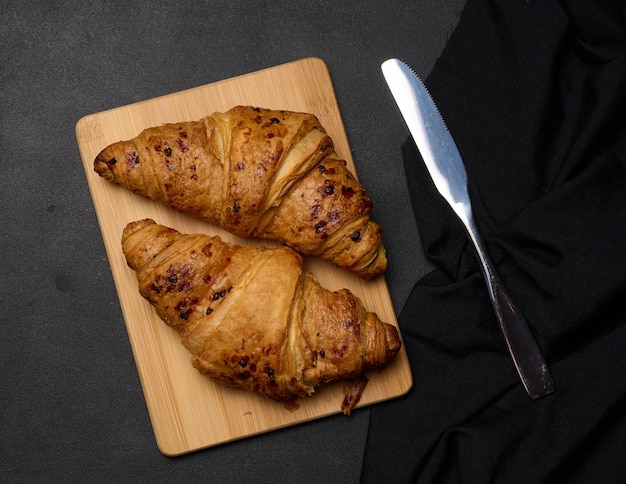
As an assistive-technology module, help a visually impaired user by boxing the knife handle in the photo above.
[468,226,555,400]
[487,267,555,399]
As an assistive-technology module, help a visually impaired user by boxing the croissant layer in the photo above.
[96,105,386,278]
[121,219,400,413]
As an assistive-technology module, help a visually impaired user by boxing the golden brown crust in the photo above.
[341,375,369,415]
[121,219,401,409]
[96,106,387,278]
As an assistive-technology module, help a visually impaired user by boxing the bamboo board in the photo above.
[76,57,412,456]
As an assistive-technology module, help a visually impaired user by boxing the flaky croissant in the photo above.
[96,105,386,279]
[122,219,400,414]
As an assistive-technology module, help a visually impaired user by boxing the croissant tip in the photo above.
[355,244,388,279]
[122,218,156,241]
[384,323,402,360]
[94,150,116,181]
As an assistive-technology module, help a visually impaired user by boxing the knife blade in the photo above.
[381,58,555,399]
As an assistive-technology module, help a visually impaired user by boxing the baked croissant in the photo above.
[96,105,386,279]
[121,219,401,414]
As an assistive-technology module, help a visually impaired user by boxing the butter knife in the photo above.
[381,58,555,399]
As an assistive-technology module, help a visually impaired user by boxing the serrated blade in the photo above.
[382,58,555,399]
[381,58,471,225]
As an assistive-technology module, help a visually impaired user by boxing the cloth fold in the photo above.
[362,1,626,482]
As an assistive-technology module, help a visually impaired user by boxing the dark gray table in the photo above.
[1,2,465,481]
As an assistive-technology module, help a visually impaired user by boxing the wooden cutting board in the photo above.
[76,57,412,456]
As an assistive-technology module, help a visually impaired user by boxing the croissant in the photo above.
[121,219,401,414]
[95,105,386,279]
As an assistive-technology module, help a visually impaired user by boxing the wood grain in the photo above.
[76,57,412,456]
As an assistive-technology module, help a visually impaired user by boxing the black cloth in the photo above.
[362,1,626,483]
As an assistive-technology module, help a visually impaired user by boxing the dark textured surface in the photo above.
[0,2,465,482]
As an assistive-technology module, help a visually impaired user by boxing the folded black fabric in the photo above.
[362,1,626,482]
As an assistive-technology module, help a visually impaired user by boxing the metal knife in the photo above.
[381,58,555,399]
